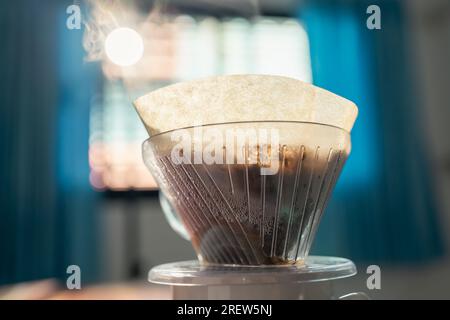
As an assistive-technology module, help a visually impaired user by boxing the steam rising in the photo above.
[82,0,262,98]
[82,0,260,63]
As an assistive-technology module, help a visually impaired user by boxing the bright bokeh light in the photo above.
[104,27,144,67]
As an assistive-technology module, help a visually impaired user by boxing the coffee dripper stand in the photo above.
[149,193,368,300]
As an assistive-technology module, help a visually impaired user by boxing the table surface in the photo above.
[0,279,171,300]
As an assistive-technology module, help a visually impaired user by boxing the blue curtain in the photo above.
[0,0,59,284]
[301,0,444,262]
[57,2,101,283]
[0,0,100,285]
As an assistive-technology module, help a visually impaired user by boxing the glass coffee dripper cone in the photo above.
[143,121,351,265]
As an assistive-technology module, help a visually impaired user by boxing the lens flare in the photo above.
[104,27,144,67]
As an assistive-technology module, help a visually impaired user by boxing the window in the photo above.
[89,16,312,191]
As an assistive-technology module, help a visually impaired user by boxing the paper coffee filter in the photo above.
[134,75,358,136]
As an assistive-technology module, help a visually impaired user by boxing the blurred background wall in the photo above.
[1,0,450,298]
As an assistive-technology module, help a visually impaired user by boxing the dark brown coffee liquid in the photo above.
[154,145,347,265]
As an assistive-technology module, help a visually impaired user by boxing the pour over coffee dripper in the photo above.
[135,75,364,299]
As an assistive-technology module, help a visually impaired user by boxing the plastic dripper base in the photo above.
[149,256,357,300]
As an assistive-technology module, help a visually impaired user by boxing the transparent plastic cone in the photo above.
[143,121,351,265]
